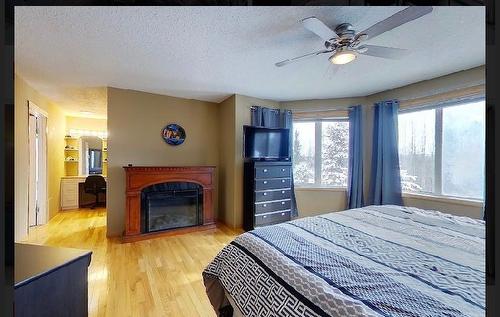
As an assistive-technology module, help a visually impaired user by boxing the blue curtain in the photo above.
[368,100,403,206]
[251,106,298,217]
[250,107,280,128]
[347,105,364,209]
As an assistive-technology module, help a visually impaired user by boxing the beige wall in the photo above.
[217,95,236,226]
[282,96,368,113]
[366,65,485,219]
[279,65,485,219]
[215,94,281,228]
[280,96,371,216]
[402,195,483,219]
[66,116,107,132]
[233,95,281,227]
[367,65,485,103]
[106,87,220,236]
[15,74,66,241]
[295,188,347,218]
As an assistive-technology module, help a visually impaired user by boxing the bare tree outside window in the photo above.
[398,99,485,200]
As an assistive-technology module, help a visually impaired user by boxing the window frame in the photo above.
[398,96,485,201]
[293,117,349,189]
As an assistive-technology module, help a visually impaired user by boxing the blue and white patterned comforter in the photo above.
[203,205,485,317]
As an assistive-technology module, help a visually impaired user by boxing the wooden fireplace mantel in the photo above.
[122,166,216,242]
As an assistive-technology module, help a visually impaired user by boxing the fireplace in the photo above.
[123,166,215,242]
[141,182,203,233]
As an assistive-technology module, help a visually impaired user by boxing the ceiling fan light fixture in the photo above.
[329,49,357,65]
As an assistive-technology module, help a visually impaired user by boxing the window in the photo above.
[293,119,349,187]
[398,99,485,200]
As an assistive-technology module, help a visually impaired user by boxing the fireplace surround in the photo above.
[123,166,215,242]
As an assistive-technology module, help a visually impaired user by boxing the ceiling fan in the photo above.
[275,6,433,67]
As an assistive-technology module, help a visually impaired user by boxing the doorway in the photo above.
[28,101,48,227]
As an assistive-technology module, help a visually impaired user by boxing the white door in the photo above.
[28,114,37,226]
[28,101,48,227]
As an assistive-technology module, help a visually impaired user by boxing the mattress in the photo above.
[203,205,485,317]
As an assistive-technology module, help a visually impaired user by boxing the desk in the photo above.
[15,243,92,317]
[61,176,106,210]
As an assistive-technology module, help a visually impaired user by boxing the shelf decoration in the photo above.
[161,124,186,146]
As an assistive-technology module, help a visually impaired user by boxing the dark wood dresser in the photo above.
[243,160,292,231]
[15,243,92,317]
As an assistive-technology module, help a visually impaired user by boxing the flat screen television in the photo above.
[243,125,290,160]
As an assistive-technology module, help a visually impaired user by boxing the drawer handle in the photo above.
[281,190,285,194]
[281,179,285,183]
[263,169,268,173]
[281,212,285,216]
[281,202,285,205]
[263,215,267,218]
[281,168,285,172]
[263,192,267,196]
[263,181,268,184]
[263,204,267,207]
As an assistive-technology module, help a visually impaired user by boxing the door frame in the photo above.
[28,100,48,226]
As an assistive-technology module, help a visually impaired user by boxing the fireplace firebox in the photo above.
[123,166,215,242]
[141,182,203,233]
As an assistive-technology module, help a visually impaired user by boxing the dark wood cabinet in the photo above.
[14,243,92,317]
[244,161,292,231]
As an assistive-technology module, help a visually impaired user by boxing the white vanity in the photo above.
[61,134,107,210]
[60,175,107,210]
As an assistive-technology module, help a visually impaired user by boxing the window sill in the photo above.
[295,186,347,192]
[402,192,484,208]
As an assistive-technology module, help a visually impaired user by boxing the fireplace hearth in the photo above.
[123,166,215,242]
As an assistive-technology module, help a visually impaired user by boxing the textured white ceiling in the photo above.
[15,6,485,118]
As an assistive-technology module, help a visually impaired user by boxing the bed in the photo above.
[203,205,485,317]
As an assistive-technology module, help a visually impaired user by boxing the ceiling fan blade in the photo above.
[301,17,338,42]
[357,45,409,59]
[358,6,433,41]
[275,49,331,67]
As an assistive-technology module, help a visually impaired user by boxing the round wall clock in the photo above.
[162,123,186,146]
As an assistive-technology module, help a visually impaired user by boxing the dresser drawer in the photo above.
[255,199,291,214]
[255,210,291,226]
[255,189,291,202]
[255,178,291,190]
[255,166,291,179]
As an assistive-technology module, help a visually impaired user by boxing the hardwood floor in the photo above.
[23,208,241,317]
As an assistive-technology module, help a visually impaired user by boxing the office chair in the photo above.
[83,175,106,209]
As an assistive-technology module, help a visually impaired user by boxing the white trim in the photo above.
[28,100,49,118]
[295,186,347,192]
[27,100,49,228]
[402,192,484,208]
